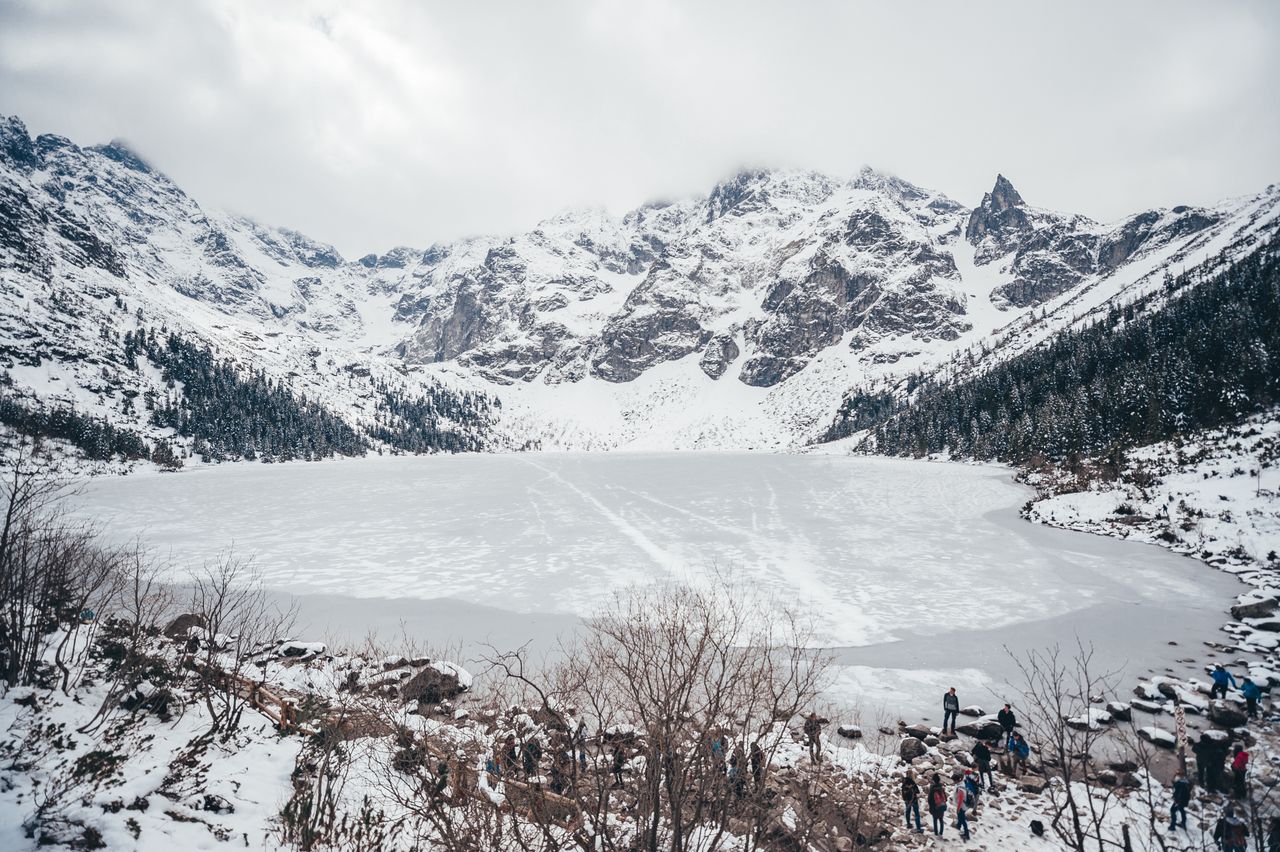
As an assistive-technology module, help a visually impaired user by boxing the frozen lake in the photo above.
[73,453,1240,719]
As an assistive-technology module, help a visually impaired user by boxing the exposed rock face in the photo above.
[699,333,740,379]
[965,174,1028,248]
[966,175,1222,309]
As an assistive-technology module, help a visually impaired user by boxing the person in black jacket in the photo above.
[901,772,923,832]
[997,704,1017,749]
[972,740,994,788]
[942,688,960,735]
[1170,770,1191,830]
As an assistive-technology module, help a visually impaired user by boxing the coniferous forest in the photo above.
[0,328,497,466]
[0,389,151,462]
[826,229,1280,462]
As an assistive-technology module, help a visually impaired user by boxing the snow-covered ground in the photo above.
[69,453,1242,720]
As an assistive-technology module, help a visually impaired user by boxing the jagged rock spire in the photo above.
[965,174,1029,243]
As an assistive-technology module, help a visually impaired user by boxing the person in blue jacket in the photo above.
[1211,665,1238,700]
[1241,678,1263,718]
[1008,732,1031,777]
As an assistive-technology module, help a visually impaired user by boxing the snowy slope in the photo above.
[1,114,1275,460]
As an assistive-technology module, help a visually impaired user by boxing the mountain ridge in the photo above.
[1,113,1276,463]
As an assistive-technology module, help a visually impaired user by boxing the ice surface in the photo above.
[72,454,1239,655]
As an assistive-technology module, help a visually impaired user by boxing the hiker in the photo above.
[972,740,995,788]
[610,744,626,788]
[927,773,948,836]
[749,741,765,788]
[1170,770,1190,830]
[573,721,588,773]
[1242,678,1263,718]
[1192,733,1216,790]
[1215,805,1249,852]
[954,777,971,841]
[522,737,542,777]
[963,769,981,812]
[997,703,1017,749]
[709,732,727,772]
[728,744,747,798]
[1232,744,1249,799]
[901,772,924,833]
[942,687,960,735]
[1211,664,1238,700]
[502,734,519,775]
[1008,732,1030,777]
[803,712,825,764]
[431,760,449,799]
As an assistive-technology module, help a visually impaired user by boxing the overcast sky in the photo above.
[1,0,1276,257]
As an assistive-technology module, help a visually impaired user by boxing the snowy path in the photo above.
[72,453,1240,717]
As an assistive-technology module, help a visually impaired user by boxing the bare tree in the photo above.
[187,553,295,737]
[1008,641,1125,851]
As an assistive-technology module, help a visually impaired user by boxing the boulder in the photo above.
[1106,701,1132,722]
[163,613,207,640]
[959,705,985,718]
[1208,700,1248,728]
[1231,595,1278,620]
[1137,727,1176,748]
[836,724,862,739]
[1018,775,1049,794]
[1131,699,1164,715]
[923,735,940,747]
[955,717,1003,740]
[1133,682,1164,701]
[1247,618,1280,633]
[899,737,927,762]
[902,723,933,739]
[1065,708,1111,731]
[399,660,473,704]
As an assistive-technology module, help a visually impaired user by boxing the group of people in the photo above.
[901,770,980,840]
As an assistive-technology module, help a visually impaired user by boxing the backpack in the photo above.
[930,787,947,809]
[964,789,975,809]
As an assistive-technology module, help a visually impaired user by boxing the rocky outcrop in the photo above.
[699,333,740,379]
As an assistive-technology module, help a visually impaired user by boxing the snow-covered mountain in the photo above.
[1,114,1276,460]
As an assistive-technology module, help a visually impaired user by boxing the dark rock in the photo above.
[955,719,1003,740]
[699,333,740,380]
[1208,700,1248,728]
[899,737,927,761]
[1017,775,1049,795]
[399,661,471,704]
[1105,701,1132,722]
[836,724,862,739]
[163,613,207,640]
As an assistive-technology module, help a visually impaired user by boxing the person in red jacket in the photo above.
[1232,744,1250,799]
[954,778,971,840]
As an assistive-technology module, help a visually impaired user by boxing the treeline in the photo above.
[370,379,495,453]
[0,390,150,462]
[124,328,494,463]
[827,229,1280,462]
[131,330,370,463]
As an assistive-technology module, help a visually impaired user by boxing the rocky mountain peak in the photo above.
[965,173,1031,245]
[0,115,37,170]
[987,174,1024,212]
[88,138,155,174]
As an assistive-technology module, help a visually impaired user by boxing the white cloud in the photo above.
[0,0,1275,256]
